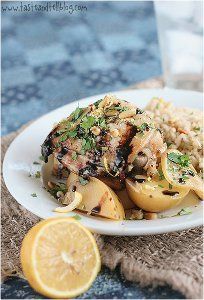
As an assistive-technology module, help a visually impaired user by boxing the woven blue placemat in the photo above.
[2,1,161,135]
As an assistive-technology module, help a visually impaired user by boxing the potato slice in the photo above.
[126,176,190,212]
[161,149,203,199]
[67,173,125,220]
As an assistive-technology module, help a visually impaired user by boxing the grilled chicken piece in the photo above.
[41,95,166,187]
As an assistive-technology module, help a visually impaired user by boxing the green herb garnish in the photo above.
[59,130,77,143]
[158,184,164,188]
[176,207,192,216]
[48,182,67,198]
[71,107,83,121]
[166,142,172,148]
[168,152,190,167]
[39,155,45,162]
[35,171,41,178]
[79,177,89,186]
[69,130,78,138]
[94,99,103,108]
[81,116,96,131]
[159,207,192,219]
[71,152,78,161]
[31,193,37,197]
[193,127,200,131]
[72,214,82,220]
[169,183,173,189]
[81,137,95,153]
[158,169,165,180]
[139,123,150,132]
[159,214,168,219]
[98,117,106,128]
[113,105,128,112]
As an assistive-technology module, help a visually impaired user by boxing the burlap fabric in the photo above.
[1,80,203,299]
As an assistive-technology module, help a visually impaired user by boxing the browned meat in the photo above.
[41,95,166,186]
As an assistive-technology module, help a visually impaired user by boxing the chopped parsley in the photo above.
[169,183,173,189]
[112,105,128,112]
[139,123,150,132]
[72,214,81,220]
[158,169,165,180]
[71,107,84,121]
[176,207,192,216]
[94,99,103,108]
[81,137,95,154]
[79,177,89,186]
[71,152,78,161]
[35,171,41,178]
[81,116,96,131]
[179,173,189,183]
[168,152,190,167]
[48,182,67,198]
[159,207,192,219]
[193,126,200,131]
[59,130,77,143]
[98,117,106,128]
[158,184,164,188]
[166,142,172,148]
[39,155,45,162]
[31,193,37,197]
[68,130,78,138]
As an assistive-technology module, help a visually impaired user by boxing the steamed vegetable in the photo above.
[161,149,203,199]
[66,173,125,220]
[126,175,190,212]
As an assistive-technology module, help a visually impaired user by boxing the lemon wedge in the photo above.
[21,217,101,298]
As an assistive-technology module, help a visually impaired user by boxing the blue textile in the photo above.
[2,1,161,135]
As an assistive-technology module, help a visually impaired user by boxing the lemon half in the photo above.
[21,217,101,298]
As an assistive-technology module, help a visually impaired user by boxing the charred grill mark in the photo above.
[91,191,108,214]
[136,108,143,114]
[135,178,146,183]
[57,147,69,162]
[41,132,54,163]
[119,125,138,157]
[91,205,101,213]
[79,164,98,177]
[72,185,77,192]
[162,190,179,196]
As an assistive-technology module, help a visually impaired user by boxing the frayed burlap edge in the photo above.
[99,237,203,299]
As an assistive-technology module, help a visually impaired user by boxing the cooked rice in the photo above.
[145,98,203,176]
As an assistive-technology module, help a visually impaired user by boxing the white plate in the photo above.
[3,88,203,235]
